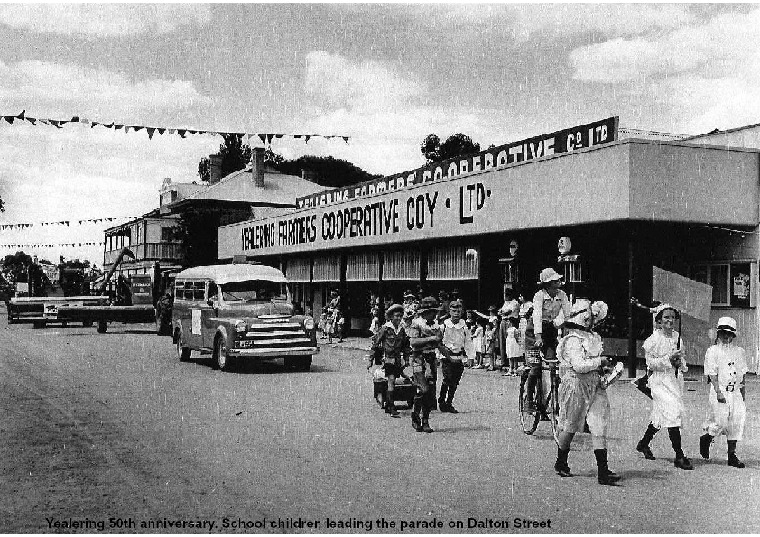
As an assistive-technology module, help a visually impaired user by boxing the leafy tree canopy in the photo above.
[273,155,380,188]
[198,136,379,188]
[421,133,481,163]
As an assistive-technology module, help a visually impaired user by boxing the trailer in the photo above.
[7,295,108,327]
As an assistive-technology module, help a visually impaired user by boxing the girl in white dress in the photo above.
[635,304,693,470]
[699,317,748,468]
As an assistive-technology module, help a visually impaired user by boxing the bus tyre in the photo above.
[214,336,234,372]
[176,336,191,362]
[285,356,312,372]
[97,321,108,333]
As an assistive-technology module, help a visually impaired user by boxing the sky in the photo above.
[0,3,758,266]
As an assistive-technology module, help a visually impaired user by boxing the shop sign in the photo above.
[296,116,618,209]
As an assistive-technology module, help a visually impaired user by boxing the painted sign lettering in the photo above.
[296,117,618,209]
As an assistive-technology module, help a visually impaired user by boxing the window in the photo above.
[161,227,175,242]
[221,280,288,302]
[208,282,218,301]
[691,262,753,308]
[192,281,206,301]
[175,281,185,300]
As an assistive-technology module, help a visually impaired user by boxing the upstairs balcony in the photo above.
[103,242,182,267]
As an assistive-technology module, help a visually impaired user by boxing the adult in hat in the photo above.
[699,317,748,467]
[370,303,410,418]
[402,290,419,328]
[635,304,694,469]
[407,296,443,432]
[554,299,620,485]
[525,268,571,412]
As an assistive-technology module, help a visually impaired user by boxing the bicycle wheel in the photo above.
[518,367,540,435]
[548,371,560,444]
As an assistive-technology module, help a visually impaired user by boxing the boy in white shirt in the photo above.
[439,300,475,413]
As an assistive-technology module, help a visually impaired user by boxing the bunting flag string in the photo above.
[0,215,141,230]
[1,110,350,144]
[0,242,105,249]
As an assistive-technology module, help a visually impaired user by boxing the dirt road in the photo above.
[2,316,759,533]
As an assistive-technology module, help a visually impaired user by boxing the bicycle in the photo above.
[518,348,560,441]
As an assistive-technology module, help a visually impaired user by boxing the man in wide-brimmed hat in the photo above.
[525,268,571,412]
[407,296,442,432]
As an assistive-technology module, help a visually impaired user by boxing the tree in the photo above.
[198,139,379,189]
[421,133,481,163]
[273,155,381,188]
[2,251,50,296]
[198,134,252,182]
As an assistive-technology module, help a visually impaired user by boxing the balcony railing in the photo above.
[103,242,182,266]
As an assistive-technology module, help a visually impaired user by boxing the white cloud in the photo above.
[0,60,212,120]
[304,51,424,113]
[508,4,697,41]
[567,7,760,133]
[0,4,210,37]
[570,8,760,83]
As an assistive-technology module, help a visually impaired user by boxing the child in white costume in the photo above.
[699,317,748,468]
[635,304,693,470]
[554,299,620,486]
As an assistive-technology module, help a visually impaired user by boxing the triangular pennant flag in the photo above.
[132,126,143,132]
[4,116,14,125]
[105,122,114,129]
[49,120,62,128]
[157,128,166,135]
[168,129,176,135]
[265,134,274,144]
[38,118,49,125]
[26,117,37,125]
[64,221,69,226]
[187,130,197,135]
[177,129,186,138]
[147,127,156,140]
[304,135,311,144]
[342,136,349,143]
[293,135,302,139]
[124,126,131,133]
[16,110,25,120]
[70,116,80,122]
[80,118,90,125]
[91,121,99,128]
[275,134,284,139]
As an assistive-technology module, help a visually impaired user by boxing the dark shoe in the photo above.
[636,441,656,460]
[728,454,746,468]
[598,473,621,486]
[421,420,434,433]
[700,434,712,460]
[674,456,694,470]
[389,408,400,418]
[554,462,572,477]
[439,402,450,413]
[446,403,459,414]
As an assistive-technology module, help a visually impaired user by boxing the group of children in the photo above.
[369,296,474,432]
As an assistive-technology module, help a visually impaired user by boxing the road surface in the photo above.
[2,314,759,533]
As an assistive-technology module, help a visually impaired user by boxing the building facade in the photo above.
[218,122,760,373]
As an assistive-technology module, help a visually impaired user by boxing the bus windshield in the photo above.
[221,280,288,302]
